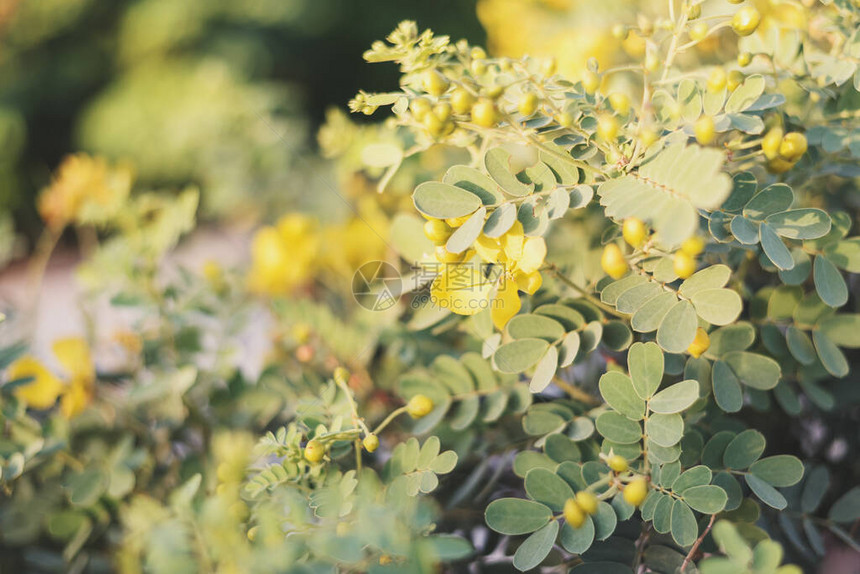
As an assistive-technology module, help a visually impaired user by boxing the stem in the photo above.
[681,514,716,570]
[552,376,600,406]
[544,263,627,319]
[372,406,408,435]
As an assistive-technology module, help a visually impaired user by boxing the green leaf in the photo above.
[812,330,849,378]
[559,331,581,368]
[765,209,831,239]
[672,466,712,493]
[712,360,743,413]
[631,292,677,333]
[530,346,559,393]
[525,468,574,512]
[818,315,860,348]
[560,519,595,554]
[691,288,743,326]
[723,351,781,390]
[446,206,487,254]
[649,380,699,414]
[485,148,533,197]
[743,183,794,221]
[682,485,728,514]
[507,315,566,343]
[746,474,787,510]
[814,255,848,308]
[749,455,804,487]
[493,338,551,374]
[535,304,586,331]
[670,500,698,547]
[731,215,760,244]
[413,182,482,218]
[779,249,812,285]
[760,223,794,270]
[708,322,755,355]
[711,520,752,563]
[786,326,817,365]
[823,238,860,272]
[593,501,618,541]
[598,144,732,246]
[801,465,830,514]
[65,469,109,507]
[725,75,766,113]
[596,412,642,444]
[483,203,517,237]
[443,165,503,205]
[828,487,860,523]
[628,342,664,400]
[602,320,633,351]
[513,520,559,571]
[646,413,684,447]
[616,283,662,314]
[390,213,435,263]
[599,372,646,420]
[485,498,552,535]
[656,301,698,353]
[723,429,766,469]
[426,535,474,561]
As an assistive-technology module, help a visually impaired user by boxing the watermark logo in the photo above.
[352,261,402,311]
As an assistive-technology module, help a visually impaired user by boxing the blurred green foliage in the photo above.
[0,0,483,236]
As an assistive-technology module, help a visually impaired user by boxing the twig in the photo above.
[681,514,716,570]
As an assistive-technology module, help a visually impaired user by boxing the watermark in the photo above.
[351,261,402,311]
[352,260,508,312]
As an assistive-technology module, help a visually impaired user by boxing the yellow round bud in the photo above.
[471,59,487,76]
[423,112,446,138]
[690,22,709,42]
[557,112,574,128]
[623,477,649,507]
[687,327,711,358]
[406,394,434,418]
[470,47,487,60]
[673,251,697,279]
[727,70,745,92]
[304,439,325,463]
[423,69,450,96]
[737,51,752,67]
[519,92,539,117]
[779,132,808,162]
[582,70,600,95]
[564,498,586,528]
[450,89,475,114]
[433,102,452,122]
[333,367,350,386]
[363,434,380,453]
[612,24,628,40]
[622,218,647,248]
[424,219,453,244]
[694,115,716,145]
[639,127,658,148]
[732,7,761,36]
[410,97,432,121]
[471,98,497,128]
[445,214,471,228]
[435,245,464,263]
[608,455,629,473]
[707,68,727,93]
[681,236,705,256]
[686,2,701,20]
[601,244,628,279]
[597,114,619,141]
[762,127,784,160]
[767,157,795,174]
[608,93,631,115]
[576,491,599,515]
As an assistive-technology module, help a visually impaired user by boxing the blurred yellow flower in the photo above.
[6,337,95,417]
[37,153,133,230]
[248,214,320,295]
[9,357,64,410]
[431,221,546,330]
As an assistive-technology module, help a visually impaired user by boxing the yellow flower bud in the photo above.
[707,68,726,93]
[423,69,450,96]
[762,127,784,160]
[601,244,628,279]
[623,477,649,507]
[622,218,647,248]
[597,114,619,141]
[732,7,761,36]
[519,92,539,117]
[304,439,325,463]
[424,219,453,244]
[451,88,475,115]
[564,498,587,528]
[687,327,710,358]
[363,434,380,453]
[582,71,600,95]
[681,236,705,256]
[608,93,631,115]
[673,251,697,279]
[779,132,808,162]
[576,491,599,515]
[406,394,434,418]
[471,98,497,128]
[694,116,716,145]
[608,455,629,473]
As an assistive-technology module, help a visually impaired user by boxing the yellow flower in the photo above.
[9,357,64,410]
[431,221,546,330]
[37,154,132,230]
[7,337,95,417]
[247,213,319,295]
